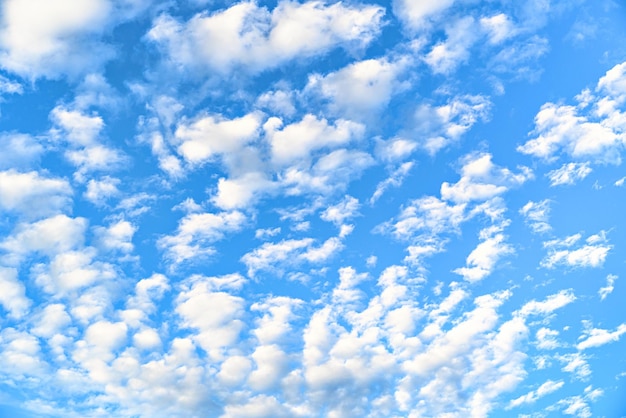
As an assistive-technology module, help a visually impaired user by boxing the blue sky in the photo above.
[0,0,625,417]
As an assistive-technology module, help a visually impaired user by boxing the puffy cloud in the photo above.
[598,274,617,300]
[393,0,456,30]
[0,134,44,169]
[1,215,87,263]
[93,219,136,253]
[83,176,120,206]
[51,107,126,179]
[518,61,626,163]
[508,379,564,409]
[306,56,410,117]
[412,95,491,154]
[32,248,117,294]
[0,170,73,219]
[175,112,262,165]
[541,232,611,269]
[518,290,576,317]
[0,267,31,318]
[265,114,364,165]
[158,211,247,264]
[242,235,344,278]
[519,102,620,161]
[147,1,385,74]
[424,17,478,74]
[547,162,592,186]
[320,195,360,226]
[453,223,513,282]
[0,0,113,78]
[520,199,552,233]
[176,274,246,359]
[441,153,532,203]
[480,13,516,45]
[370,161,415,204]
[576,323,626,350]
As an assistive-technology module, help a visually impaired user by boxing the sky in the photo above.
[0,0,625,417]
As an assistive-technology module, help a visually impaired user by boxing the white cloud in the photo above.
[454,223,513,282]
[393,0,456,30]
[0,267,31,318]
[242,233,346,278]
[0,170,73,219]
[255,227,281,240]
[94,219,136,253]
[158,211,247,264]
[256,89,296,117]
[176,274,246,359]
[424,17,478,74]
[441,153,532,203]
[175,112,262,165]
[518,289,576,317]
[32,248,117,294]
[536,327,561,350]
[265,114,364,166]
[508,380,564,409]
[541,232,611,269]
[412,95,491,154]
[370,161,414,204]
[518,101,623,163]
[320,196,360,226]
[51,107,126,179]
[30,303,71,338]
[598,274,617,300]
[83,176,120,206]
[520,199,552,233]
[212,171,275,210]
[0,0,113,78]
[1,215,87,263]
[147,1,384,74]
[480,13,516,45]
[0,134,44,169]
[306,56,409,117]
[576,323,626,350]
[387,196,466,240]
[547,162,592,186]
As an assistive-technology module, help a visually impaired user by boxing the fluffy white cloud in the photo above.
[32,248,117,293]
[424,17,478,74]
[518,60,626,164]
[176,274,246,359]
[518,290,576,317]
[598,274,617,300]
[454,223,513,282]
[547,162,592,186]
[0,267,31,318]
[412,95,491,154]
[94,219,136,253]
[508,379,564,409]
[576,323,626,350]
[147,1,384,73]
[393,0,456,30]
[520,199,552,233]
[175,112,262,164]
[306,56,409,117]
[542,232,611,269]
[265,114,364,165]
[441,153,532,203]
[1,215,87,263]
[0,134,44,169]
[320,195,360,226]
[158,211,247,264]
[0,0,113,78]
[0,170,73,219]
